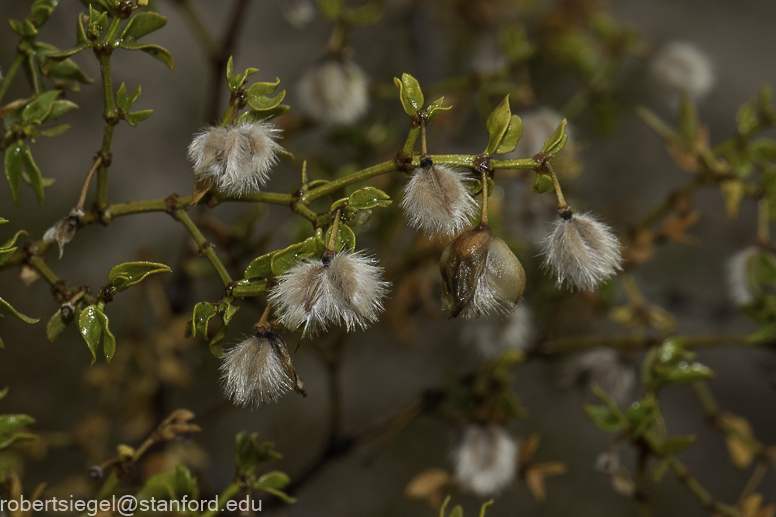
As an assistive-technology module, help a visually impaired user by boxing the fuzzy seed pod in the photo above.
[269,250,390,336]
[297,57,369,125]
[542,211,622,292]
[650,42,715,100]
[726,246,776,306]
[560,348,636,405]
[460,304,533,359]
[401,163,479,238]
[187,122,283,196]
[451,424,517,497]
[440,225,526,318]
[43,208,84,259]
[220,330,305,408]
[282,0,315,30]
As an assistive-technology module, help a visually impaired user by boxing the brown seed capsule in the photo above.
[43,208,84,259]
[440,225,526,318]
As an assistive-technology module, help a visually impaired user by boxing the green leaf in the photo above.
[625,396,657,437]
[0,432,38,450]
[0,248,16,266]
[485,95,512,155]
[9,19,38,37]
[662,361,715,385]
[318,0,344,20]
[540,118,569,155]
[120,11,167,41]
[394,73,424,117]
[78,305,115,364]
[255,485,296,504]
[584,404,623,432]
[235,431,283,477]
[531,173,554,193]
[39,124,71,137]
[22,90,60,123]
[0,297,39,324]
[1,229,27,250]
[449,506,463,517]
[44,100,79,122]
[256,471,290,490]
[237,105,292,124]
[108,261,172,291]
[88,5,109,34]
[117,41,174,71]
[247,78,281,97]
[244,252,275,279]
[76,12,88,43]
[116,83,142,110]
[18,144,45,205]
[0,414,35,436]
[41,42,91,74]
[271,241,311,276]
[42,52,94,86]
[495,114,524,154]
[46,309,71,344]
[478,500,494,517]
[347,186,392,210]
[191,302,218,341]
[4,143,23,205]
[125,109,153,127]
[226,58,260,91]
[324,223,356,253]
[246,90,286,111]
[661,435,696,456]
[426,97,452,123]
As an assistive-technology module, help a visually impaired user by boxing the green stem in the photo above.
[666,457,742,517]
[173,209,233,286]
[232,283,268,297]
[301,160,398,204]
[0,53,25,104]
[200,481,241,517]
[480,168,489,225]
[96,53,117,208]
[402,126,420,155]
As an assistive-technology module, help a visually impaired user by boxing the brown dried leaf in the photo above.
[722,414,756,470]
[405,468,452,508]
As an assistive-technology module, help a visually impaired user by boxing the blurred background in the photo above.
[1,0,776,515]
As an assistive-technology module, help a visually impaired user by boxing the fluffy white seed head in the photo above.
[187,122,283,196]
[441,227,526,319]
[219,331,305,408]
[511,108,566,158]
[461,304,534,359]
[401,164,479,238]
[43,208,84,259]
[542,212,622,292]
[452,424,517,497]
[650,42,715,100]
[297,58,369,125]
[282,0,315,29]
[727,246,760,306]
[470,32,508,76]
[269,251,390,336]
[561,348,636,405]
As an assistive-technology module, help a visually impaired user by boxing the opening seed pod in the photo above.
[440,225,526,318]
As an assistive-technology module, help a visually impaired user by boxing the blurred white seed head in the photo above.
[269,251,390,336]
[650,42,715,100]
[511,108,566,158]
[282,0,315,30]
[542,212,622,292]
[470,32,508,76]
[560,348,636,405]
[297,57,369,125]
[595,450,621,475]
[441,226,526,319]
[461,304,534,359]
[451,424,517,497]
[43,208,84,259]
[727,246,762,306]
[187,122,283,196]
[220,331,306,408]
[401,164,478,237]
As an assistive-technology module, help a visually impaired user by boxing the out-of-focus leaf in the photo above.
[0,297,39,324]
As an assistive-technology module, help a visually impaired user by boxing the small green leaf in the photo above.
[257,471,290,490]
[18,144,45,205]
[88,5,108,34]
[78,305,103,365]
[324,223,355,253]
[584,404,623,432]
[4,143,23,205]
[191,302,218,341]
[0,414,35,437]
[0,432,38,450]
[394,73,424,117]
[76,12,88,43]
[41,42,91,74]
[1,229,27,249]
[485,95,512,155]
[247,78,281,97]
[39,124,71,137]
[531,173,554,193]
[449,506,464,517]
[0,297,39,324]
[662,361,715,385]
[118,41,174,71]
[44,100,79,122]
[22,90,60,123]
[246,90,286,111]
[120,11,167,41]
[125,109,153,127]
[426,97,452,122]
[478,500,494,517]
[46,309,71,344]
[318,0,344,20]
[495,114,524,154]
[108,261,172,292]
[348,186,392,210]
[271,241,310,276]
[661,435,696,456]
[244,252,275,279]
[540,118,569,155]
